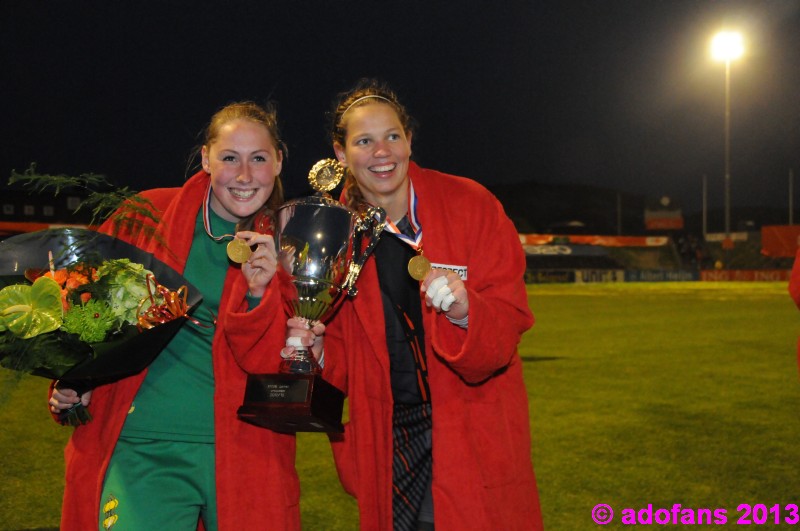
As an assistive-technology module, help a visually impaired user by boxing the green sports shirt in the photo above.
[119,208,232,443]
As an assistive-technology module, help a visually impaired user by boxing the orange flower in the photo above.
[43,269,68,286]
[65,270,92,290]
[42,267,96,311]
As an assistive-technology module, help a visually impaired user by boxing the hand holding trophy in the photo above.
[237,159,385,433]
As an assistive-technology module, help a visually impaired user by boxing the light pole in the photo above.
[711,31,743,243]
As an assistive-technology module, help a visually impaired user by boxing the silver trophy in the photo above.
[238,159,385,433]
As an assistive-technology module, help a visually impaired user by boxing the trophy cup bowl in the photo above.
[238,160,385,433]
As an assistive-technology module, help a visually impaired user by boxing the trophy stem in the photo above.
[279,348,322,375]
[236,163,383,433]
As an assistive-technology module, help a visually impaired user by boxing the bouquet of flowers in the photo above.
[0,228,202,425]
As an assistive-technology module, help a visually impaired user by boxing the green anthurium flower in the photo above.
[0,276,63,339]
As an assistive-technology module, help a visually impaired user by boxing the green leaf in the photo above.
[0,328,92,378]
[0,277,63,339]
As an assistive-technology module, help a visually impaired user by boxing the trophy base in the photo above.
[237,373,345,433]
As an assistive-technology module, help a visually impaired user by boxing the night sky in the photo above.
[2,0,799,215]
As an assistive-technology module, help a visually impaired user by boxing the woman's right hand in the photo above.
[239,231,279,298]
[49,387,92,415]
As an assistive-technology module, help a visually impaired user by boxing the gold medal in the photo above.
[408,254,431,281]
[226,238,252,264]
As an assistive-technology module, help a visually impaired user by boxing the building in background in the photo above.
[644,196,684,231]
[0,189,90,238]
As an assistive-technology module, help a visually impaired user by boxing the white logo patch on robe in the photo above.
[430,263,468,281]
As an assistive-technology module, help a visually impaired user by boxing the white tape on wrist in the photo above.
[446,314,469,328]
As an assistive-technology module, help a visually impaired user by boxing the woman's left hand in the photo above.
[238,230,278,298]
[282,317,325,362]
[421,269,469,320]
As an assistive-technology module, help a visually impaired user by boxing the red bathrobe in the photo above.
[789,248,800,375]
[58,171,300,530]
[324,163,544,530]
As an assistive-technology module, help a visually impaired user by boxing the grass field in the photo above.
[1,282,798,530]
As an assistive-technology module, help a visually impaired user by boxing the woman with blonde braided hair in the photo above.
[288,79,543,530]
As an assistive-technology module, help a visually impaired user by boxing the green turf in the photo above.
[1,282,798,530]
[526,282,800,530]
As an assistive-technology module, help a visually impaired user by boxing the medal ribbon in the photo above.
[202,182,235,242]
[383,180,422,251]
[203,182,253,264]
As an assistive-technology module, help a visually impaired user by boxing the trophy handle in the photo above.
[342,205,386,296]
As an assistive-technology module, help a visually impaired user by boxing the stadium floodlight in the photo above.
[711,31,744,62]
[711,30,744,245]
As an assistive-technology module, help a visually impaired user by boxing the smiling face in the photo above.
[333,102,413,221]
[201,118,283,222]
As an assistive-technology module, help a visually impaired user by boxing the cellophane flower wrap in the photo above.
[0,228,202,425]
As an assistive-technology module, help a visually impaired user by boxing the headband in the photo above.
[341,95,394,117]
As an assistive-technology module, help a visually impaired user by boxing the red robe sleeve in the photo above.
[220,267,286,374]
[420,169,533,384]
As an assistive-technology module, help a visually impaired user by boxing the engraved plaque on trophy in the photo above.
[237,159,385,433]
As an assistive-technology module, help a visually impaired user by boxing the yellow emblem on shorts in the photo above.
[103,494,119,529]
